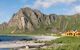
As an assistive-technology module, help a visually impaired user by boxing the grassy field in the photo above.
[40,36,80,50]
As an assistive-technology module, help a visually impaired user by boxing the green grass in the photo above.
[1,15,80,35]
[53,36,80,44]
[0,24,56,36]
[40,36,80,50]
[41,44,80,50]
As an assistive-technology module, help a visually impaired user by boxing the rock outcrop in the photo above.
[8,7,56,31]
[1,7,80,33]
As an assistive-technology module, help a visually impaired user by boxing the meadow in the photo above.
[40,36,80,50]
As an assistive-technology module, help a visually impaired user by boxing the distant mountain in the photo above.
[0,22,8,30]
[1,7,80,34]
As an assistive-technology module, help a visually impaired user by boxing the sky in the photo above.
[0,0,80,24]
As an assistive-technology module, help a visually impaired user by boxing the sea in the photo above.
[0,35,33,50]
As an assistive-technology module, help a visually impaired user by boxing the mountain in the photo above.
[1,7,80,34]
[0,22,8,30]
[8,7,57,32]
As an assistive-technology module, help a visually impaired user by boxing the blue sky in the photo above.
[0,0,80,24]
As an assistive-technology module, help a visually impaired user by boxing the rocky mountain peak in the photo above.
[1,7,56,33]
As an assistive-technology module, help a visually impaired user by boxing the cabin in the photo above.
[62,30,80,36]
[75,31,80,36]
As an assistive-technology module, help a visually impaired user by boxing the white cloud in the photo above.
[64,5,80,15]
[74,5,80,13]
[24,0,80,15]
[32,0,77,9]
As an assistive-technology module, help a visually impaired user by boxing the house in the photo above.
[62,30,80,36]
[75,31,80,36]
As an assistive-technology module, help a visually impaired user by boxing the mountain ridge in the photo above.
[0,7,80,34]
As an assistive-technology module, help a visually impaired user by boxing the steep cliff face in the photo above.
[8,7,56,31]
[1,7,80,34]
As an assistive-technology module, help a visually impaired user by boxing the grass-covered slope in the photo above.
[40,36,80,50]
[52,14,80,32]
[1,14,80,34]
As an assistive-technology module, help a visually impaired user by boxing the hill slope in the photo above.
[0,7,80,34]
